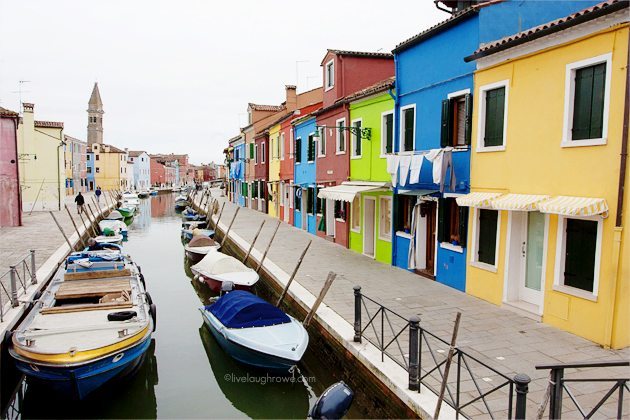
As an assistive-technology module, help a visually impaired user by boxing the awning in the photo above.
[318,182,388,202]
[537,196,608,217]
[456,192,503,208]
[491,194,551,211]
[398,189,438,197]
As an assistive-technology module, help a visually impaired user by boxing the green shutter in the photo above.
[478,209,498,265]
[484,87,505,147]
[437,198,447,243]
[385,114,393,153]
[564,219,597,292]
[354,122,362,156]
[458,205,469,247]
[249,143,254,159]
[589,63,606,139]
[464,94,472,146]
[440,99,451,148]
[295,138,302,163]
[573,63,606,140]
[404,108,414,151]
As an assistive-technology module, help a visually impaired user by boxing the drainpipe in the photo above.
[391,53,401,264]
[605,32,629,349]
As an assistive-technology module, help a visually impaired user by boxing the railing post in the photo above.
[353,286,362,343]
[30,249,37,284]
[549,368,564,420]
[9,266,19,307]
[514,373,530,420]
[408,315,420,391]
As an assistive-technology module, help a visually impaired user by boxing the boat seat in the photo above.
[55,278,131,300]
[64,268,132,281]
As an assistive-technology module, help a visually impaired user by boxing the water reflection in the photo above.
[150,194,172,218]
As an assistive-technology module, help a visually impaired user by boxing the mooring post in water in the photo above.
[303,271,336,327]
[256,220,281,273]
[408,315,420,391]
[353,285,362,343]
[30,250,37,285]
[243,220,266,263]
[276,240,312,307]
[214,202,226,231]
[49,211,74,250]
[220,206,240,247]
[434,312,461,419]
[64,204,86,249]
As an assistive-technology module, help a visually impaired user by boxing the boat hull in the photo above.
[198,275,252,294]
[117,208,135,218]
[201,313,296,373]
[185,250,206,264]
[13,333,152,400]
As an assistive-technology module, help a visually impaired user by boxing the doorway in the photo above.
[301,188,307,231]
[363,196,376,258]
[326,199,335,237]
[415,200,437,278]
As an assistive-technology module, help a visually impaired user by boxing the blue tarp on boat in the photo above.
[208,291,290,329]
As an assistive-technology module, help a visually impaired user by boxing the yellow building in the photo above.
[458,2,629,348]
[17,103,64,211]
[92,143,126,191]
[267,122,282,218]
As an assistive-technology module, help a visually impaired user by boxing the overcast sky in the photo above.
[0,1,447,165]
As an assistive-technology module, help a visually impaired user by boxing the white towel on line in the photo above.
[398,155,412,187]
[386,155,400,185]
[425,148,443,185]
[409,155,424,185]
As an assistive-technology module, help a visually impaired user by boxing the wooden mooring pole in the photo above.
[77,207,97,237]
[276,240,312,307]
[242,221,266,263]
[49,211,73,250]
[434,312,462,420]
[256,220,281,273]
[213,202,226,230]
[86,204,100,229]
[303,271,336,327]
[220,206,240,247]
[64,205,86,248]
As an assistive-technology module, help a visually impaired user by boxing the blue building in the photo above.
[390,0,601,291]
[293,116,317,234]
[228,135,246,207]
[86,151,95,191]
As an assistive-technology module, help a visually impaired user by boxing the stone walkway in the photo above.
[204,190,629,419]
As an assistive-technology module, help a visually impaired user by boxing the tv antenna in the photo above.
[11,80,31,112]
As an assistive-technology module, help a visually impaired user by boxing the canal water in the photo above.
[6,193,361,419]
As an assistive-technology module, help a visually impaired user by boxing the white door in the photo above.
[519,212,545,305]
[363,197,376,258]
[326,199,335,237]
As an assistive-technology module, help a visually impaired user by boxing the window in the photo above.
[477,80,508,151]
[235,149,240,161]
[336,118,346,153]
[334,200,345,220]
[95,155,99,161]
[438,198,468,248]
[474,209,499,267]
[307,134,315,162]
[325,60,334,90]
[307,187,315,214]
[351,119,362,158]
[280,132,285,160]
[86,155,91,161]
[318,126,326,157]
[254,144,259,164]
[295,137,302,163]
[95,167,100,173]
[317,188,324,215]
[378,196,392,241]
[441,92,472,147]
[395,195,414,233]
[289,129,294,159]
[252,181,258,198]
[554,217,602,298]
[381,111,394,155]
[87,167,92,174]
[295,188,302,211]
[274,136,280,160]
[261,142,266,164]
[400,105,415,152]
[250,143,255,160]
[562,54,611,147]
[351,197,360,232]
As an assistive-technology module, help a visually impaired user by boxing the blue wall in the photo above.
[293,118,317,235]
[230,143,245,207]
[86,152,95,189]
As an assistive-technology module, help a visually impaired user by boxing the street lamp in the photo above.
[313,125,372,141]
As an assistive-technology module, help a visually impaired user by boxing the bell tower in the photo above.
[87,82,104,145]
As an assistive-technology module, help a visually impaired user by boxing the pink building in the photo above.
[150,157,166,186]
[0,107,21,226]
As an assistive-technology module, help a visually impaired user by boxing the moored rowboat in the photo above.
[190,252,258,293]
[184,236,220,263]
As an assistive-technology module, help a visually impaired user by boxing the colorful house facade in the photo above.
[254,130,269,213]
[86,150,95,190]
[458,0,628,348]
[129,151,151,190]
[0,106,21,227]
[293,116,318,234]
[267,121,283,218]
[228,134,246,207]
[92,143,126,191]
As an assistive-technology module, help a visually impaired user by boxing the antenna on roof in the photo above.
[11,80,31,114]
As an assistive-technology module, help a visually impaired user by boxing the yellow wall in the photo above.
[93,146,124,191]
[268,124,281,218]
[466,25,629,348]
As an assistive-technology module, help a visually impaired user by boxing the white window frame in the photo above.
[318,126,326,158]
[380,110,394,158]
[552,215,602,301]
[350,118,363,159]
[254,144,258,165]
[280,132,285,161]
[469,207,501,273]
[378,196,392,242]
[351,196,361,233]
[476,80,509,153]
[325,59,335,91]
[261,142,266,164]
[289,129,294,160]
[336,118,346,155]
[561,53,611,148]
[399,104,416,154]
[295,137,301,165]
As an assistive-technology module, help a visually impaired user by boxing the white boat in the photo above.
[190,252,258,293]
[138,190,150,198]
[99,219,128,239]
[122,192,140,209]
[95,234,123,245]
[106,210,124,221]
[184,236,220,263]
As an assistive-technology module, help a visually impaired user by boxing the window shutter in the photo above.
[572,66,593,140]
[404,108,414,151]
[464,94,472,145]
[458,205,469,247]
[250,143,254,159]
[437,198,447,243]
[564,219,597,292]
[589,63,606,139]
[440,99,451,148]
[484,88,505,147]
[385,114,393,154]
[295,138,301,163]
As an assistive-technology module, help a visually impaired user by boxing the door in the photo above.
[363,197,376,258]
[424,201,437,275]
[519,212,545,305]
[301,188,307,231]
[326,199,335,237]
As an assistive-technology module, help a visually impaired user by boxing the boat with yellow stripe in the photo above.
[9,249,156,399]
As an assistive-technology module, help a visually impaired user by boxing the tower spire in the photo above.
[87,82,104,145]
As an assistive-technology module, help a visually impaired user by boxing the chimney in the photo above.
[285,85,297,112]
[21,103,35,145]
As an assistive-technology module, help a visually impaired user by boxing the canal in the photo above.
[5,192,362,419]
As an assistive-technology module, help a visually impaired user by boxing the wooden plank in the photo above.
[64,268,131,281]
[41,302,133,315]
[56,279,131,299]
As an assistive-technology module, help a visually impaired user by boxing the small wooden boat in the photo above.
[137,190,150,198]
[174,195,190,209]
[184,236,220,263]
[181,227,214,242]
[9,252,156,399]
[99,219,128,240]
[149,188,158,196]
[199,290,308,372]
[191,252,258,293]
[117,206,135,218]
[106,210,124,221]
[181,208,203,221]
[95,233,124,246]
[182,220,208,230]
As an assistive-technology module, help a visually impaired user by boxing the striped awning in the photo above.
[491,194,551,211]
[456,192,503,208]
[537,196,608,217]
[318,182,388,202]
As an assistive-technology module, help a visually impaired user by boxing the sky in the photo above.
[0,0,448,166]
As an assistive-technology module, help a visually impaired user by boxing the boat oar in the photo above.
[303,271,336,327]
[276,240,311,307]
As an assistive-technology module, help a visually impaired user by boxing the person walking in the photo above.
[95,186,102,203]
[75,191,85,214]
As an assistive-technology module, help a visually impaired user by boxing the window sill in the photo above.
[336,151,346,155]
[470,261,498,273]
[318,154,326,158]
[378,235,392,243]
[351,155,362,160]
[379,154,392,159]
[351,228,360,234]
[396,231,412,239]
[476,145,506,153]
[560,138,607,148]
[397,151,414,156]
[335,218,346,223]
[325,85,334,92]
[307,161,314,164]
[440,242,464,253]
[552,284,598,302]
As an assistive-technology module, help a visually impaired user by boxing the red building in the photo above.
[150,157,166,187]
[314,49,394,248]
[0,107,21,227]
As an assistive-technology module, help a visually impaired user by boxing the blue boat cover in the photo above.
[207,291,290,329]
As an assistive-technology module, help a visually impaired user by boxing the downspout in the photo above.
[391,53,401,265]
[605,31,629,349]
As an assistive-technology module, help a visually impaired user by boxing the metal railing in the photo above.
[0,250,37,322]
[353,286,530,419]
[536,360,630,419]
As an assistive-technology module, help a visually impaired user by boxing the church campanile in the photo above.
[87,82,104,146]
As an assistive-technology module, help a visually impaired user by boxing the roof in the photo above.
[344,77,395,102]
[127,150,147,157]
[64,134,86,144]
[88,82,103,107]
[322,49,394,65]
[0,106,18,117]
[392,7,479,53]
[34,120,64,129]
[254,111,295,134]
[247,103,285,112]
[465,0,629,61]
[94,143,125,153]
